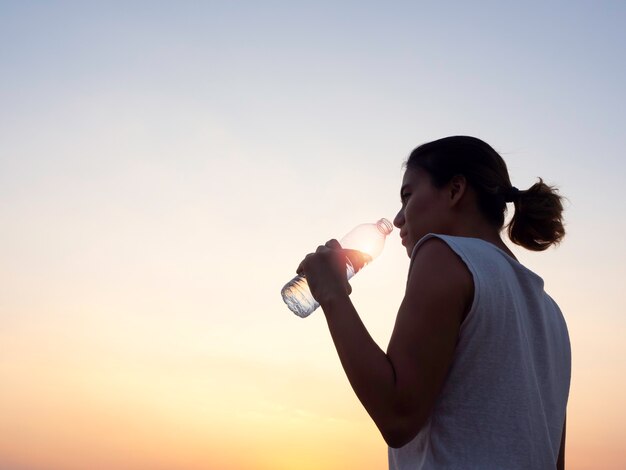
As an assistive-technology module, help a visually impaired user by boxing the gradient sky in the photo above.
[1,2,625,469]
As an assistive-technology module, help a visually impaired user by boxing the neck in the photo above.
[446,220,517,261]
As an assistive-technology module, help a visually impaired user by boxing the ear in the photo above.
[448,174,467,207]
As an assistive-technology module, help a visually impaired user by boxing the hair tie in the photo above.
[504,186,520,203]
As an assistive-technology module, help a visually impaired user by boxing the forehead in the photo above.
[401,167,427,187]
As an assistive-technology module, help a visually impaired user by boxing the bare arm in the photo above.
[301,238,472,447]
[557,413,566,470]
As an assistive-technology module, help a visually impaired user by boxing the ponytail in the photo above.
[506,178,566,251]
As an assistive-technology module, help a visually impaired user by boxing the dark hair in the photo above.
[405,136,565,251]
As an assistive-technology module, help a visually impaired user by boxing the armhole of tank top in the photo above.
[409,234,481,331]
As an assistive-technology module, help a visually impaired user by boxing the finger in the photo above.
[325,239,342,249]
[296,253,315,276]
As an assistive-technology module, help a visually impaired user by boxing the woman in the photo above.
[297,136,571,469]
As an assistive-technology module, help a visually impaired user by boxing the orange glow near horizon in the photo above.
[1,298,623,469]
[0,322,387,470]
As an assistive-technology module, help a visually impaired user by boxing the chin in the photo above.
[404,243,414,258]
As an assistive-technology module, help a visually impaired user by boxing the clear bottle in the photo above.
[281,218,393,318]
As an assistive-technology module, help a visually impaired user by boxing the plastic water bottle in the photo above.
[281,218,393,318]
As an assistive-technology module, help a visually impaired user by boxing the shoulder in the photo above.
[406,236,474,321]
[410,236,473,286]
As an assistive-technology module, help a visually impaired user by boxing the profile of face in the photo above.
[393,167,451,256]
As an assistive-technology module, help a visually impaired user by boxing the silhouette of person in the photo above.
[297,136,570,469]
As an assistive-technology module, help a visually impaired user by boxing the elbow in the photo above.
[380,415,425,449]
[383,432,411,449]
[382,427,417,449]
[374,390,430,448]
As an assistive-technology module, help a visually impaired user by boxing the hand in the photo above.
[296,239,367,306]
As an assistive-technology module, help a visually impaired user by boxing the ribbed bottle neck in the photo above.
[376,218,393,235]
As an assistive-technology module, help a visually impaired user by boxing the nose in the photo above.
[393,209,404,229]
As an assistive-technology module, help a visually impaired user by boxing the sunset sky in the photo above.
[1,2,625,469]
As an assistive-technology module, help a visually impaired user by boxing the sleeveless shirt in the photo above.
[388,234,571,470]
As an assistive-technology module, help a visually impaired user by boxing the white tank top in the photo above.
[388,234,571,470]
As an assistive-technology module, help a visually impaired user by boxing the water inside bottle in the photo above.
[346,251,373,277]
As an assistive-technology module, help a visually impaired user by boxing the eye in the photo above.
[401,192,411,204]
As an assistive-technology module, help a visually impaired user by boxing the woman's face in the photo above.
[393,167,450,256]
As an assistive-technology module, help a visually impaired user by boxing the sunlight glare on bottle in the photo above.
[281,218,393,318]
